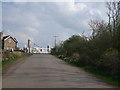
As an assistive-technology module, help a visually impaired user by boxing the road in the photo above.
[3,54,115,88]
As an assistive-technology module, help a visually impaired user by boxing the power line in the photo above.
[30,40,41,48]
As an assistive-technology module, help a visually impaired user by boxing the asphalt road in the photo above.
[3,54,115,88]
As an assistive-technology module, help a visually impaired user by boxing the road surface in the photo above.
[3,54,116,88]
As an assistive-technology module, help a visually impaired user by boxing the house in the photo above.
[0,32,18,51]
[2,35,18,51]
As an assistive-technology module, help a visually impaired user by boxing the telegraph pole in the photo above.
[28,39,30,53]
[53,36,58,53]
[53,36,58,48]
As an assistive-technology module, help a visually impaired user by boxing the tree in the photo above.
[106,1,120,32]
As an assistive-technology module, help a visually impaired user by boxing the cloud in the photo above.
[2,2,108,48]
[57,2,87,14]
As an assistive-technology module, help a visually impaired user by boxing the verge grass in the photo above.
[2,54,29,69]
[56,55,120,87]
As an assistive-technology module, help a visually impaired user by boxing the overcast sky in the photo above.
[2,2,108,48]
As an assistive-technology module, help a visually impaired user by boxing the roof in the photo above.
[3,35,18,43]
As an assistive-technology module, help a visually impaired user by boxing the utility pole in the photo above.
[53,36,58,48]
[0,32,3,61]
[28,39,30,53]
[53,36,58,53]
[0,32,3,40]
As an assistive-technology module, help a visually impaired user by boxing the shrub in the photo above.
[97,48,119,76]
[2,51,14,60]
[71,53,80,60]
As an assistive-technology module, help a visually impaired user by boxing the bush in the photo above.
[71,53,80,60]
[2,51,14,60]
[96,48,119,76]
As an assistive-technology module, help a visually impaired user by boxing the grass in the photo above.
[2,54,27,69]
[56,55,120,87]
[80,66,120,87]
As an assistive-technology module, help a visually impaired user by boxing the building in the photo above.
[2,35,18,51]
[0,32,18,51]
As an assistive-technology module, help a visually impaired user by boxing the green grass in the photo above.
[2,54,27,69]
[56,56,120,87]
[80,66,120,87]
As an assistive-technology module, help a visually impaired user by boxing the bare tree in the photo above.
[106,1,120,32]
[89,20,107,38]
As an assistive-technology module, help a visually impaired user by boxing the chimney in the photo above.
[0,32,3,40]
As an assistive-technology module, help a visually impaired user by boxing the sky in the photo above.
[1,1,108,48]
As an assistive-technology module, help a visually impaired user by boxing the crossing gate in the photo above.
[31,47,50,54]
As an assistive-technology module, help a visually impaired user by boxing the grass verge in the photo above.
[80,66,120,87]
[2,54,30,69]
[56,55,120,87]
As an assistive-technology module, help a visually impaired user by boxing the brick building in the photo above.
[2,35,18,51]
[0,32,18,51]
